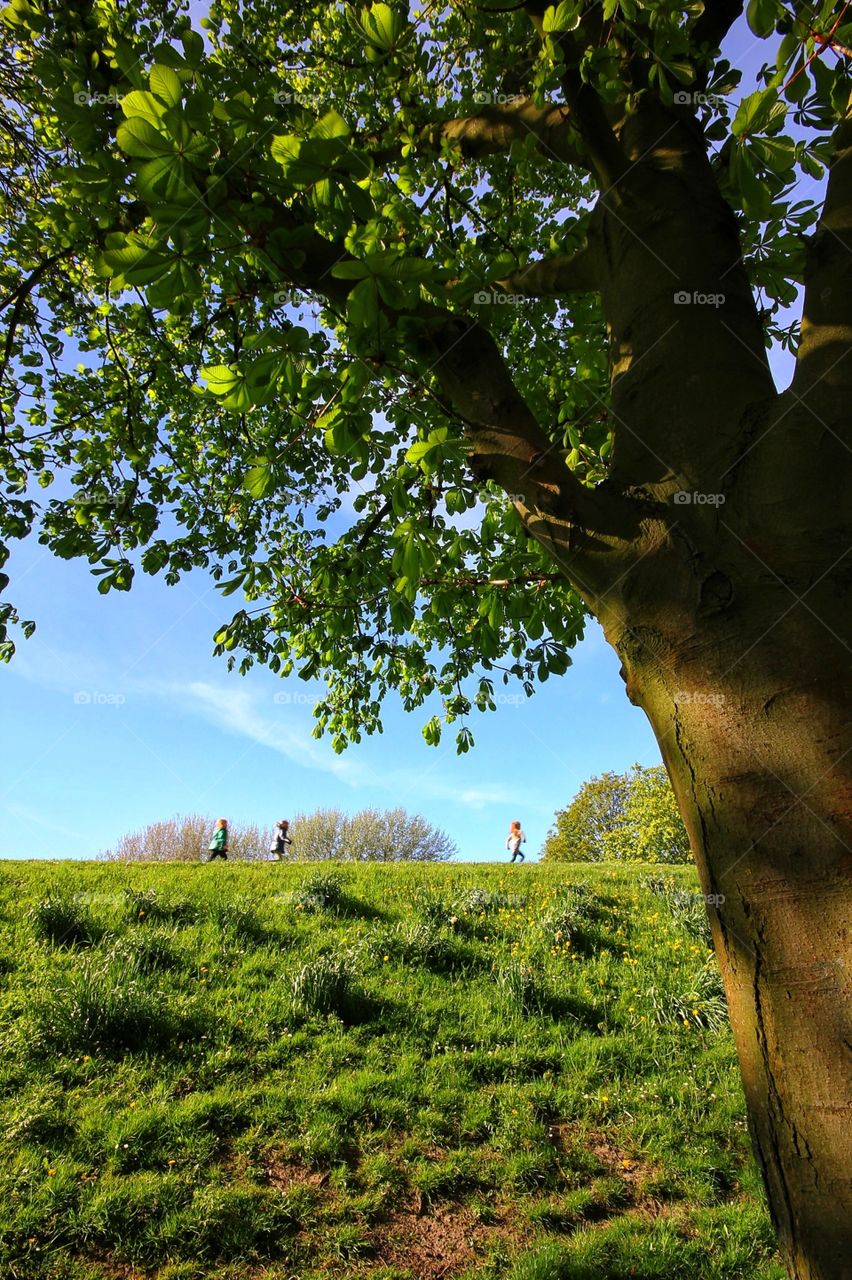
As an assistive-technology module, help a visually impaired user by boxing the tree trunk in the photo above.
[424,85,852,1279]
[597,577,852,1280]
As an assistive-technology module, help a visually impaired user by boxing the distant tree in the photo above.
[542,771,630,861]
[607,765,692,864]
[543,765,690,864]
[289,806,457,862]
[100,814,268,862]
[101,808,456,862]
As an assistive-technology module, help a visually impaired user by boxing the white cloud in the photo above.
[176,680,368,785]
[0,801,81,839]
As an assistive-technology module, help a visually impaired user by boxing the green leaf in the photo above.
[360,3,406,52]
[136,154,196,203]
[346,277,380,330]
[732,88,783,138]
[331,260,372,280]
[120,90,167,126]
[746,0,779,39]
[200,364,254,410]
[311,109,350,140]
[244,464,274,499]
[181,29,205,67]
[542,0,581,33]
[150,64,183,108]
[117,117,173,158]
[99,234,173,284]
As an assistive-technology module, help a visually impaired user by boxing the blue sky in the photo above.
[0,15,819,861]
[0,533,661,859]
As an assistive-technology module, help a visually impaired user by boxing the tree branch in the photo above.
[495,248,597,296]
[365,97,589,169]
[792,103,852,411]
[418,312,639,559]
[560,69,629,194]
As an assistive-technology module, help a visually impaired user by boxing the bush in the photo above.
[543,764,691,864]
[289,953,355,1018]
[288,805,457,861]
[107,928,180,974]
[123,888,198,925]
[293,869,346,914]
[644,878,713,945]
[205,897,267,943]
[645,958,728,1031]
[497,961,545,1017]
[34,954,194,1055]
[101,814,268,862]
[101,806,457,862]
[29,894,100,947]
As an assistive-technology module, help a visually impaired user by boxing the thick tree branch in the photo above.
[365,98,589,169]
[265,218,638,576]
[419,313,640,558]
[560,69,629,194]
[792,103,852,412]
[495,248,597,296]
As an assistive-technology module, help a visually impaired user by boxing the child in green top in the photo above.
[206,818,229,861]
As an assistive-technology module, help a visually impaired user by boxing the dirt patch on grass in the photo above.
[77,1250,144,1279]
[548,1123,658,1189]
[261,1154,331,1193]
[368,1198,515,1279]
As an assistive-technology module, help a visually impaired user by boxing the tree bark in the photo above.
[597,570,852,1280]
[491,93,852,1280]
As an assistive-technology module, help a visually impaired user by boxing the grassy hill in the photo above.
[0,860,784,1280]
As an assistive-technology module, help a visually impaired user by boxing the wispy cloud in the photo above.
[8,643,540,815]
[175,680,369,785]
[0,801,81,839]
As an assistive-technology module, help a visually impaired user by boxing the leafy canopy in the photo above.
[0,0,845,749]
[543,764,691,863]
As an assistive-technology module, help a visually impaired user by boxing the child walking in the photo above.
[506,820,526,863]
[206,818,229,861]
[271,819,292,860]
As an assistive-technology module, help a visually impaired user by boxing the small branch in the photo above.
[356,496,394,551]
[0,252,68,316]
[0,252,70,434]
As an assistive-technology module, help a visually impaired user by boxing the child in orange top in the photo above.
[506,820,526,862]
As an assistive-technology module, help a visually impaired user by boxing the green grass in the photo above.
[0,860,784,1280]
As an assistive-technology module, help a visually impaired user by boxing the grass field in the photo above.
[0,860,785,1280]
